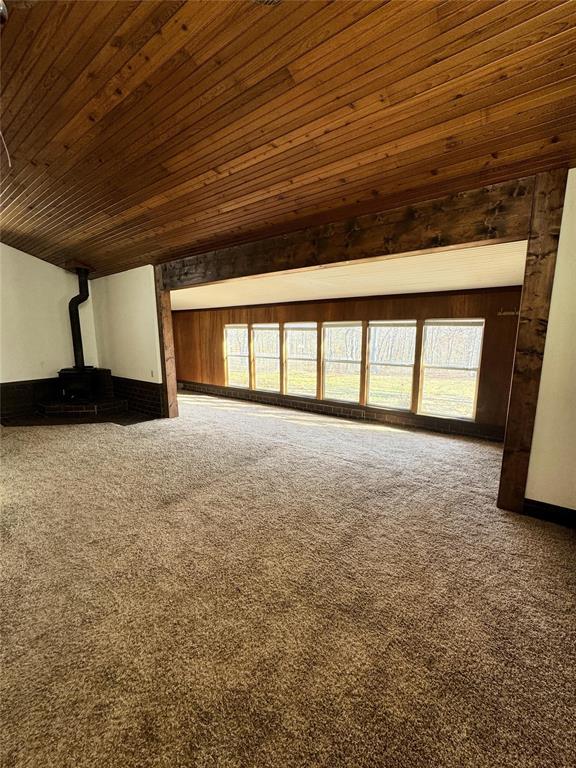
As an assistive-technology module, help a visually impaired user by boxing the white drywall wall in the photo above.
[91,265,162,383]
[526,169,576,510]
[0,243,98,382]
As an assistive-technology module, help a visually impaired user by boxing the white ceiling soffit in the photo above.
[170,240,527,311]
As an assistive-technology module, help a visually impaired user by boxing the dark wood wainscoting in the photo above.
[173,286,521,438]
[0,378,59,422]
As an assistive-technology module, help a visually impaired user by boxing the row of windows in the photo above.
[224,319,485,420]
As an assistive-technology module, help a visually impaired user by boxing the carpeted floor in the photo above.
[1,393,575,768]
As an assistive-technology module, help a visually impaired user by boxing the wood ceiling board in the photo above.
[170,241,528,310]
[8,76,573,255]
[1,0,575,277]
[78,131,572,268]
[2,9,572,201]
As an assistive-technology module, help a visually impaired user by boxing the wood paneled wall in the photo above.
[173,287,521,431]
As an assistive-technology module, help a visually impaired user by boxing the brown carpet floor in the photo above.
[1,393,575,768]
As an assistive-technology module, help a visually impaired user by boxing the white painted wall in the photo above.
[91,265,162,383]
[0,243,98,382]
[0,247,162,386]
[526,169,576,510]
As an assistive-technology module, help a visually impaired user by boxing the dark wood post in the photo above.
[359,320,368,406]
[497,168,568,512]
[154,265,179,418]
[411,320,424,414]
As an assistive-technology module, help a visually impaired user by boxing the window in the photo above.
[252,323,280,391]
[224,315,488,423]
[367,321,417,410]
[224,325,249,388]
[285,322,317,397]
[322,322,362,402]
[419,319,485,419]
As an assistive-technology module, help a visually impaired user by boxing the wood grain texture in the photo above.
[161,177,534,289]
[154,266,179,418]
[497,168,568,512]
[172,286,522,432]
[1,0,574,277]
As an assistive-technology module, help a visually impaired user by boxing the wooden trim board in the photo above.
[154,265,179,418]
[497,168,568,512]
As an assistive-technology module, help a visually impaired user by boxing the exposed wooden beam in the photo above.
[154,265,179,418]
[161,177,534,290]
[497,167,568,512]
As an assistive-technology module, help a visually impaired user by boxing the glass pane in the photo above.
[369,323,416,365]
[323,361,361,402]
[420,368,479,418]
[423,322,484,369]
[285,327,317,360]
[254,357,280,391]
[286,360,316,397]
[368,364,413,410]
[253,325,279,357]
[226,356,249,388]
[323,325,362,362]
[225,326,248,355]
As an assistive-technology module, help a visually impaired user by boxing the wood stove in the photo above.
[58,366,114,403]
[39,267,127,418]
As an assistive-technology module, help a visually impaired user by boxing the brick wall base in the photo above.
[1,376,165,423]
[179,380,504,441]
[0,378,60,421]
[112,376,164,417]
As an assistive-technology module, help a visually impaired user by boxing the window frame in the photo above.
[321,321,363,404]
[366,319,418,412]
[251,322,281,392]
[222,315,488,425]
[284,321,318,399]
[223,324,250,389]
[417,318,485,421]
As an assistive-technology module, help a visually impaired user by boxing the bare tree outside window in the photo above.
[419,320,485,418]
[367,321,416,409]
[322,323,362,402]
[252,324,280,392]
[224,325,249,388]
[285,322,317,397]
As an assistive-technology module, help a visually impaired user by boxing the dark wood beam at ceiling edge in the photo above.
[160,176,535,291]
[497,167,568,513]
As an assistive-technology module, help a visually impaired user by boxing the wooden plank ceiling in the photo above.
[1,0,575,278]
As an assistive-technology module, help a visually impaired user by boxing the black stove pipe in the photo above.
[69,267,89,368]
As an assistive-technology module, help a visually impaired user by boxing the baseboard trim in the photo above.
[523,499,575,528]
[178,380,504,441]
